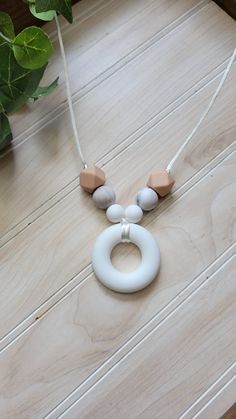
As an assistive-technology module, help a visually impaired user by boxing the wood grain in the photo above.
[9,0,204,143]
[195,380,236,418]
[0,1,235,417]
[1,3,236,242]
[1,62,236,344]
[178,361,236,418]
[0,151,235,418]
[60,254,236,419]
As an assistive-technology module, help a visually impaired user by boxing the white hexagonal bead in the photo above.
[92,185,116,209]
[136,187,158,211]
[125,205,143,223]
[106,204,125,223]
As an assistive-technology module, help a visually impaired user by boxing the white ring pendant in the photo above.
[92,222,160,293]
[56,18,236,295]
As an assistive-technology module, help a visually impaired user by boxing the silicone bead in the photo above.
[136,187,158,211]
[106,204,125,223]
[125,205,143,223]
[147,168,175,197]
[80,165,105,193]
[93,185,116,209]
[92,223,160,293]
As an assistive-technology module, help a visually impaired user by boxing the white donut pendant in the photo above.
[92,221,160,293]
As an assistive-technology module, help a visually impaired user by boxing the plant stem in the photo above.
[0,33,25,49]
[0,32,12,44]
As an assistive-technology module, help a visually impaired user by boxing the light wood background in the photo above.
[0,0,236,417]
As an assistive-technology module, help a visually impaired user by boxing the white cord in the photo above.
[55,10,235,175]
[166,48,236,174]
[55,14,88,169]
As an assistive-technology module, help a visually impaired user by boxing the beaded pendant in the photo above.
[80,165,174,293]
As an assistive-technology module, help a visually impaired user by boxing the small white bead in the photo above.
[106,204,125,223]
[136,187,158,211]
[125,205,143,223]
[93,185,116,209]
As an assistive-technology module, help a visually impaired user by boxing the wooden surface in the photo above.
[0,1,234,33]
[0,0,236,417]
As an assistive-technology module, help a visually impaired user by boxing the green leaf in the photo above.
[13,26,53,70]
[29,4,55,21]
[30,76,58,101]
[0,11,15,40]
[35,0,72,23]
[0,113,13,151]
[0,42,46,113]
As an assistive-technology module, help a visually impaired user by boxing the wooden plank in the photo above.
[195,379,236,418]
[0,60,236,344]
[178,361,236,417]
[1,4,236,241]
[9,0,205,143]
[0,151,235,418]
[57,255,236,419]
[1,2,235,417]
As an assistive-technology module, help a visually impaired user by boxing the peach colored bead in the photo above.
[147,168,175,197]
[80,165,105,193]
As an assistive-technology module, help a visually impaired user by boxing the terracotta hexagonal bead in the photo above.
[147,168,175,197]
[80,165,106,193]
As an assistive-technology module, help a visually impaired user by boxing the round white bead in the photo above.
[93,185,116,209]
[125,205,143,223]
[136,187,158,211]
[106,204,125,223]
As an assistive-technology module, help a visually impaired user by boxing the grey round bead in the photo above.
[93,185,116,209]
[136,187,158,211]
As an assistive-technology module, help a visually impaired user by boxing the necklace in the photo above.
[56,15,235,293]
